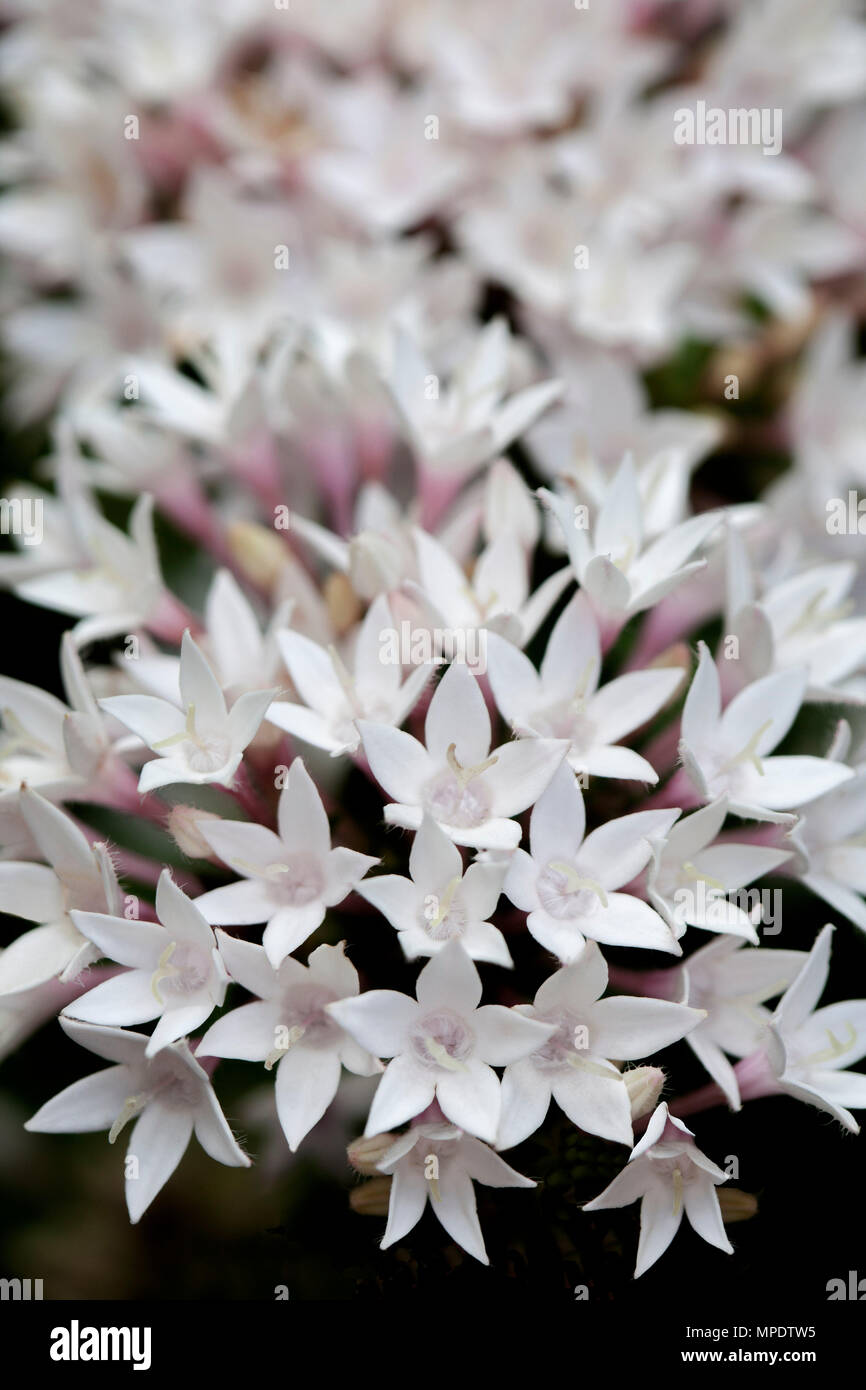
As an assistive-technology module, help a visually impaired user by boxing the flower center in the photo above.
[151,940,212,1001]
[265,983,338,1066]
[410,1009,474,1071]
[264,851,325,905]
[421,876,466,941]
[537,860,608,920]
[423,766,492,829]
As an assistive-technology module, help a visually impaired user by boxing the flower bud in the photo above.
[167,806,221,860]
[349,530,403,600]
[624,1066,666,1120]
[349,1176,392,1216]
[717,1188,758,1223]
[227,521,288,590]
[347,1133,397,1176]
[324,571,361,635]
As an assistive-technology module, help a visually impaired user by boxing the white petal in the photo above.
[197,1001,279,1061]
[416,940,482,1014]
[70,910,165,968]
[434,1166,489,1264]
[365,1055,436,1135]
[634,1180,683,1277]
[278,759,331,860]
[589,668,683,746]
[425,662,491,767]
[359,721,436,803]
[474,1004,555,1065]
[588,997,703,1059]
[484,738,568,816]
[381,1164,428,1248]
[497,1059,551,1150]
[529,762,585,862]
[683,1176,733,1254]
[26,1065,133,1133]
[551,1069,633,1146]
[436,1058,501,1143]
[0,862,64,924]
[0,920,85,994]
[126,1101,194,1223]
[179,630,226,729]
[327,990,419,1056]
[63,969,160,1026]
[275,1043,342,1150]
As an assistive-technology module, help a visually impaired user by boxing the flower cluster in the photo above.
[1,0,866,1280]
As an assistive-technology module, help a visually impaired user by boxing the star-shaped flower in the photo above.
[327,940,556,1143]
[358,812,511,966]
[25,1019,249,1223]
[786,765,866,934]
[194,758,378,966]
[266,594,434,756]
[679,642,854,823]
[583,1102,733,1278]
[359,660,569,850]
[647,796,792,942]
[64,869,228,1056]
[651,936,807,1110]
[503,763,681,961]
[486,591,683,783]
[539,456,723,624]
[377,1118,534,1266]
[198,935,380,1152]
[404,526,572,651]
[0,786,120,996]
[765,923,866,1133]
[497,941,704,1150]
[100,630,277,792]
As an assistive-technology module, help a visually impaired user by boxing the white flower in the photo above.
[99,629,276,792]
[359,660,569,850]
[526,344,721,539]
[786,766,866,934]
[26,1019,249,1223]
[377,1120,534,1266]
[198,935,380,1151]
[405,525,572,650]
[14,487,165,648]
[131,568,292,705]
[385,318,562,483]
[358,812,511,966]
[497,941,704,1150]
[725,530,866,702]
[64,869,227,1056]
[679,642,854,823]
[194,758,378,966]
[0,787,119,996]
[0,632,112,798]
[766,923,866,1134]
[486,592,683,783]
[304,73,471,233]
[327,940,556,1143]
[539,456,723,623]
[647,796,792,942]
[266,595,434,756]
[672,936,806,1109]
[504,764,681,961]
[584,1102,733,1278]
